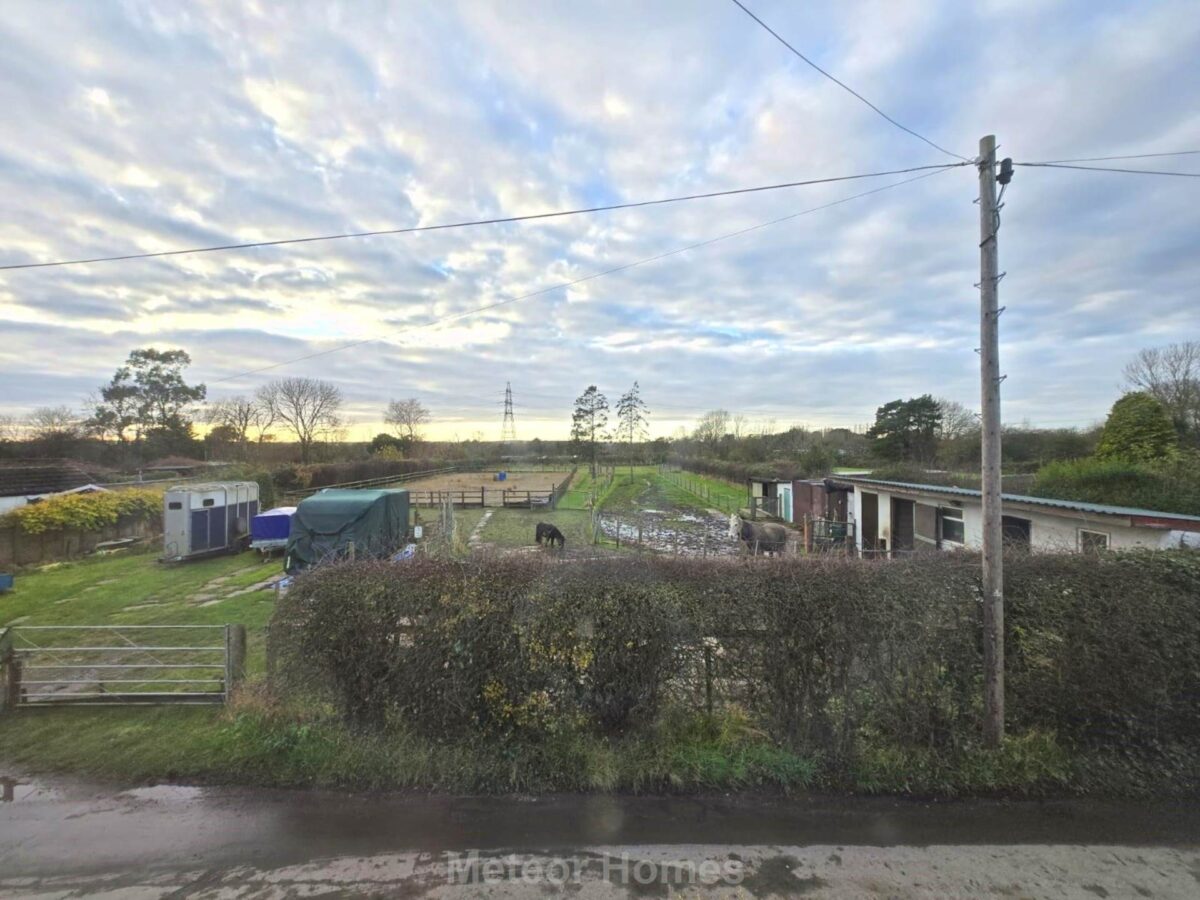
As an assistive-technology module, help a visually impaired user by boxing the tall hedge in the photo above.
[272,552,1200,764]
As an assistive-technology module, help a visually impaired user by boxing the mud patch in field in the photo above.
[598,510,737,556]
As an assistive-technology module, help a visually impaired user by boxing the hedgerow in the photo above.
[271,551,1200,790]
[1,488,161,534]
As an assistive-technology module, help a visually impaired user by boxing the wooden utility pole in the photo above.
[978,134,1004,747]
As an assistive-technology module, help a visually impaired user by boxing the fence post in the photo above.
[615,516,621,547]
[1,628,17,712]
[225,624,247,699]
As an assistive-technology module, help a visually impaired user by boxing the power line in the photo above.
[1015,162,1200,177]
[727,0,969,162]
[208,165,957,386]
[1024,150,1200,164]
[0,162,965,272]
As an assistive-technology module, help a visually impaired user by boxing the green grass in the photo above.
[555,467,620,510]
[0,700,819,793]
[476,508,596,549]
[0,547,282,675]
[658,470,746,514]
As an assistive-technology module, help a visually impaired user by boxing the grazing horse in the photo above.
[729,514,788,555]
[536,522,566,549]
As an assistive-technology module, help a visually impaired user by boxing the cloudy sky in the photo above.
[1,0,1197,440]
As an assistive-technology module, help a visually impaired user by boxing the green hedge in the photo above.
[272,552,1200,779]
[1030,456,1200,516]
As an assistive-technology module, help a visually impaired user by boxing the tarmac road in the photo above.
[2,773,1199,897]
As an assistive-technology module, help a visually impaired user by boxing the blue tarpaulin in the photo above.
[251,506,296,546]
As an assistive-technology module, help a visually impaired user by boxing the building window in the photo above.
[167,501,182,510]
[1079,529,1109,553]
[202,498,215,508]
[940,507,964,545]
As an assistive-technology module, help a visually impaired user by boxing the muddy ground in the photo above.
[599,475,741,556]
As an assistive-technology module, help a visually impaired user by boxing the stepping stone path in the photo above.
[467,509,494,549]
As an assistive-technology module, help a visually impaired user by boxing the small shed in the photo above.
[162,481,259,561]
[285,489,410,572]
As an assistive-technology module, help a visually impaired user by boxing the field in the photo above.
[598,469,740,555]
[391,469,571,493]
[450,467,744,557]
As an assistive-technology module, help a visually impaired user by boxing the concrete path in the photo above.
[1,775,1198,897]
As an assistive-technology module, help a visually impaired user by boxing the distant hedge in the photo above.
[272,552,1200,773]
[1,488,161,534]
[1030,455,1200,516]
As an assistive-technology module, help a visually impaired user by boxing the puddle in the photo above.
[116,784,206,802]
[0,776,66,803]
[599,511,739,557]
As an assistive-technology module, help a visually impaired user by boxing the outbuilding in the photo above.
[845,476,1200,556]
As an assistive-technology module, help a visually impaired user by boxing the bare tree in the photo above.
[205,395,277,449]
[25,406,84,457]
[1124,342,1200,442]
[384,398,431,443]
[0,413,20,444]
[692,409,730,454]
[935,398,980,440]
[27,406,83,440]
[259,378,343,463]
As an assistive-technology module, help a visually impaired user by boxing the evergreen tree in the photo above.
[570,385,609,477]
[615,382,649,475]
[1095,392,1177,462]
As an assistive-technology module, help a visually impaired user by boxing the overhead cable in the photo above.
[727,0,970,162]
[0,162,967,272]
[207,166,955,385]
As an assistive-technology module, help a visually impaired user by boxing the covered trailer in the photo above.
[285,489,410,572]
[250,506,296,553]
[162,481,259,561]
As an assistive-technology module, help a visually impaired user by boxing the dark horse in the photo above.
[536,522,566,549]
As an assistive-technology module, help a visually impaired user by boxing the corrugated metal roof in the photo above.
[841,477,1200,524]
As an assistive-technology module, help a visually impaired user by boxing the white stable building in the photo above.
[844,477,1200,556]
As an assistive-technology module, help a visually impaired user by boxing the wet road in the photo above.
[2,774,1199,896]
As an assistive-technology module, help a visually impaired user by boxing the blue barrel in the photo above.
[497,471,507,482]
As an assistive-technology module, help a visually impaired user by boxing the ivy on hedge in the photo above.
[1,488,161,534]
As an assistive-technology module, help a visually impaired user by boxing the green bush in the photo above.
[272,551,1200,786]
[1,488,161,534]
[1030,455,1200,515]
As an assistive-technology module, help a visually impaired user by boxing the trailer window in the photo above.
[168,501,182,510]
[202,498,215,507]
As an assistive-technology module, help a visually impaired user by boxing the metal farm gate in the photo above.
[0,624,245,709]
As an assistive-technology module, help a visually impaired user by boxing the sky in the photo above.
[1,0,1198,441]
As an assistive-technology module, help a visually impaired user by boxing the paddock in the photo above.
[394,470,575,509]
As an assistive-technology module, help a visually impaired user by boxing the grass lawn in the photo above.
[1,547,282,675]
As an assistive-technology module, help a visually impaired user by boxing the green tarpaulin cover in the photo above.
[285,489,410,571]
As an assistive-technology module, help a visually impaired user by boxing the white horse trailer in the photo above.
[162,481,259,561]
